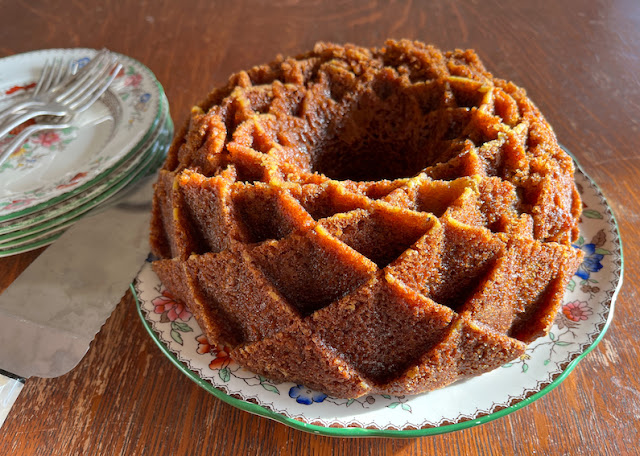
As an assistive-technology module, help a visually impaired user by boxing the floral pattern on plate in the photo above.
[0,92,170,237]
[0,127,78,173]
[112,64,153,128]
[0,109,173,256]
[133,162,622,437]
[0,48,162,219]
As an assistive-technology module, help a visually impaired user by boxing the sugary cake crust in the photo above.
[150,40,583,398]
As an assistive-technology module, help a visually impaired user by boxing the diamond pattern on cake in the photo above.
[460,238,582,343]
[379,316,527,395]
[247,227,376,316]
[309,273,455,383]
[231,320,372,399]
[387,216,505,311]
[154,245,301,346]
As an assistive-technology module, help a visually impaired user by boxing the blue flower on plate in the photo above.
[573,243,604,280]
[289,385,327,405]
[75,57,90,69]
[139,92,151,103]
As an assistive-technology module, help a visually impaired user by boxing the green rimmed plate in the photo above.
[0,92,170,236]
[0,121,170,256]
[0,48,165,221]
[0,98,172,249]
[132,160,622,437]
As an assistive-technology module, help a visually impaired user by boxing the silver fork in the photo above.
[0,58,72,130]
[0,51,116,139]
[0,50,110,125]
[0,120,74,167]
[0,59,74,166]
[0,58,122,167]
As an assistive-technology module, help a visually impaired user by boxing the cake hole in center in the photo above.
[309,86,472,182]
[312,137,429,182]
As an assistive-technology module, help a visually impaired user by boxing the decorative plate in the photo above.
[0,96,172,243]
[0,117,170,256]
[0,127,168,254]
[0,92,170,236]
[133,161,622,437]
[0,48,163,220]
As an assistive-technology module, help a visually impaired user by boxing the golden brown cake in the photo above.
[149,40,583,398]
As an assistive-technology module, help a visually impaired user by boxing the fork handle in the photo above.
[0,122,69,168]
[0,100,39,127]
[0,107,68,141]
[0,125,38,167]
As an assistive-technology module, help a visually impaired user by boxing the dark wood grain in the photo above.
[1,0,639,454]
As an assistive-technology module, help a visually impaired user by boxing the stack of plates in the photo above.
[0,49,173,257]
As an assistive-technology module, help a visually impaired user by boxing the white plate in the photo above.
[0,148,165,257]
[0,94,172,245]
[0,118,170,255]
[0,110,171,255]
[0,48,163,219]
[133,161,622,437]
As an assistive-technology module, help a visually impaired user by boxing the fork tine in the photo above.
[0,59,57,126]
[32,59,54,96]
[69,62,122,113]
[55,59,79,88]
[37,58,61,96]
[70,60,80,76]
[49,58,68,87]
[52,50,110,102]
[38,59,72,123]
[63,55,117,106]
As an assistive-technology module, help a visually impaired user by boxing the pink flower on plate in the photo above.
[562,300,593,322]
[2,197,35,211]
[152,290,192,322]
[32,131,61,148]
[124,73,142,87]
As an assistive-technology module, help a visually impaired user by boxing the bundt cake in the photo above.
[149,40,584,398]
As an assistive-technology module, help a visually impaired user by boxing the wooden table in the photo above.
[1,0,638,454]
